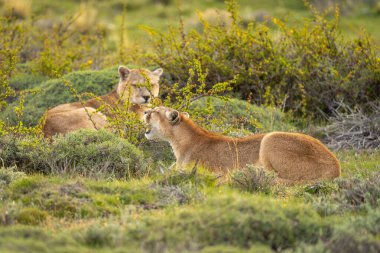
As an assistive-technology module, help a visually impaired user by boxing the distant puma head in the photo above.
[144,106,189,141]
[117,66,163,104]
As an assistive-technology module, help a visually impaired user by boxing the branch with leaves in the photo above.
[163,59,238,111]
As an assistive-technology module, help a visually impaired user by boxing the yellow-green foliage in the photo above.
[123,193,327,251]
[145,0,380,118]
[189,97,297,135]
[30,16,110,78]
[0,130,146,179]
[1,68,118,126]
[0,17,25,111]
[15,208,48,225]
[0,166,25,186]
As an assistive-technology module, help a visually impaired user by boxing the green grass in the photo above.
[337,150,380,176]
[0,150,379,252]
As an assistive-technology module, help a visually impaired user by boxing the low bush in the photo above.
[9,72,48,91]
[1,68,118,126]
[336,172,380,209]
[307,172,380,216]
[0,166,26,187]
[145,0,380,119]
[50,129,146,179]
[0,134,50,174]
[0,16,24,112]
[189,97,297,134]
[0,130,146,179]
[231,165,277,194]
[326,208,380,253]
[124,194,329,252]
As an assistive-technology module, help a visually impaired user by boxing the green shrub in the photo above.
[0,130,146,179]
[125,194,329,252]
[336,172,380,209]
[1,68,118,126]
[0,17,25,111]
[307,172,380,215]
[50,129,146,179]
[327,208,380,253]
[189,97,297,134]
[231,165,277,194]
[0,134,51,174]
[9,72,48,91]
[145,0,379,119]
[0,166,26,186]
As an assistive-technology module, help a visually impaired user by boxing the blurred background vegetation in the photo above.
[2,0,380,44]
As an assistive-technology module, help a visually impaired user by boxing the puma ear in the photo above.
[166,110,180,125]
[182,112,190,118]
[152,68,163,77]
[118,66,130,81]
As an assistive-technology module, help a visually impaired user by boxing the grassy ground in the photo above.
[0,149,379,252]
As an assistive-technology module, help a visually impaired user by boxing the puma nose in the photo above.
[142,96,150,102]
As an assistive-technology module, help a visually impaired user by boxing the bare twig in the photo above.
[322,102,380,150]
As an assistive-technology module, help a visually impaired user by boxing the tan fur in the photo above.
[43,107,108,138]
[144,106,341,182]
[43,66,163,137]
